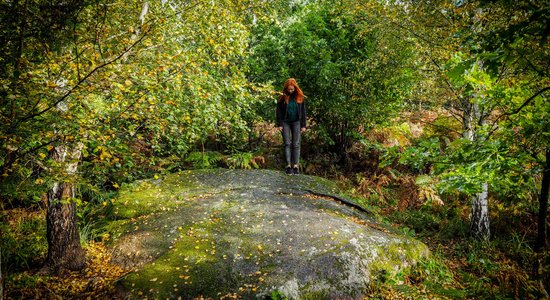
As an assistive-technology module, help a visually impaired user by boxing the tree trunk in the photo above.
[535,149,550,251]
[463,90,490,240]
[470,182,490,240]
[44,144,85,273]
[1,248,3,300]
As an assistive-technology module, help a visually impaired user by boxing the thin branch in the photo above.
[487,86,550,137]
[504,86,550,116]
[0,136,61,173]
[109,65,186,123]
[429,57,462,102]
[384,17,445,48]
[17,137,61,161]
[447,108,465,124]
[73,10,81,81]
[95,1,108,60]
[416,118,462,136]
[15,28,151,127]
[521,53,547,78]
[495,55,512,84]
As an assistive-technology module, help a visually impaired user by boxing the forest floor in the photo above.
[2,171,549,299]
[344,183,550,300]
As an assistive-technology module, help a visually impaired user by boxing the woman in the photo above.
[276,78,306,175]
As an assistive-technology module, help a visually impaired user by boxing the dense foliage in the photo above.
[1,0,548,298]
[248,1,417,157]
[0,0,279,205]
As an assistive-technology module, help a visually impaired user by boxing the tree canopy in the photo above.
[1,0,548,296]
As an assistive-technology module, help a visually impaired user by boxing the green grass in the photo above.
[0,210,48,273]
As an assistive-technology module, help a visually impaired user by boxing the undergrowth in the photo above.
[3,242,126,299]
[2,165,548,299]
[0,209,47,273]
[345,181,550,300]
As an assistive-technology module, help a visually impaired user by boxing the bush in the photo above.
[0,209,47,273]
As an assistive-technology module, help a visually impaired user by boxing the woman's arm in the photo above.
[300,102,306,129]
[276,100,284,127]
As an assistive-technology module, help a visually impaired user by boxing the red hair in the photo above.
[278,78,304,104]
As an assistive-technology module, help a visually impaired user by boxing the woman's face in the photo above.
[287,85,295,94]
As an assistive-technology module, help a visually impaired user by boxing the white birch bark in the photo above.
[470,182,490,239]
[463,60,490,240]
[126,2,149,60]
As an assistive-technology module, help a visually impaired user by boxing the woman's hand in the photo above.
[301,127,306,133]
[278,127,283,132]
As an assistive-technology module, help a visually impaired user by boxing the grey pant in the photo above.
[282,121,301,166]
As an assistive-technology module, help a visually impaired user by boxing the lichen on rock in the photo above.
[108,169,429,299]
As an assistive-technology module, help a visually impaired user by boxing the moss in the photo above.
[300,174,339,193]
[101,219,132,241]
[123,233,232,298]
[110,169,430,299]
[112,170,341,220]
[300,290,330,300]
[112,172,208,219]
[122,218,227,298]
[120,198,274,298]
[369,239,429,284]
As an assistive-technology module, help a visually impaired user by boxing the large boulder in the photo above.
[108,169,428,299]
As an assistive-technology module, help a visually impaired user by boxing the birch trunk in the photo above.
[470,182,490,239]
[44,143,85,273]
[463,93,490,240]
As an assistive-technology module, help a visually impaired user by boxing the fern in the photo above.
[185,151,223,169]
[226,152,259,170]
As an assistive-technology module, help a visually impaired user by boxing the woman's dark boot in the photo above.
[286,166,292,175]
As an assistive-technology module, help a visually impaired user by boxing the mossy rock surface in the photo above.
[109,169,429,299]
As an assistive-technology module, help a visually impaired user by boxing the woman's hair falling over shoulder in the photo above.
[278,78,304,104]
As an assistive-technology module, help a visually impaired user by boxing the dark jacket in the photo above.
[276,98,306,128]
